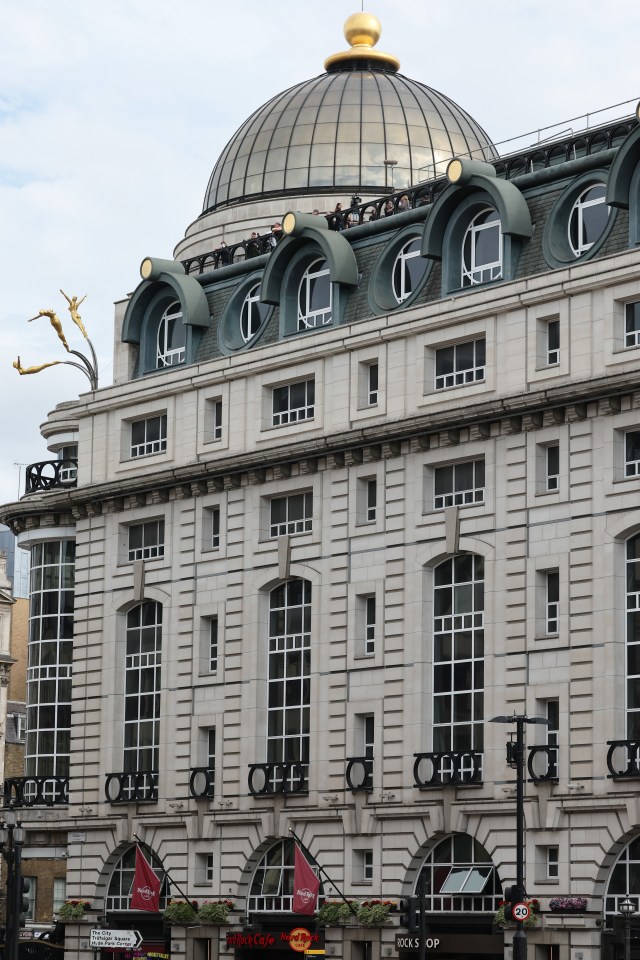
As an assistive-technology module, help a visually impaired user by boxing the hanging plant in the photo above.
[58,899,92,920]
[197,900,234,924]
[162,900,199,924]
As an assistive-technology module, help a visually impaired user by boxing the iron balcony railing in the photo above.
[345,756,373,792]
[3,776,69,807]
[413,751,483,788]
[105,770,158,803]
[247,761,307,796]
[25,460,78,493]
[607,740,640,779]
[189,766,215,799]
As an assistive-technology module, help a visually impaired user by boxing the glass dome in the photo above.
[202,15,496,213]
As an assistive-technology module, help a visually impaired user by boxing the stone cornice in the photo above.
[4,368,640,535]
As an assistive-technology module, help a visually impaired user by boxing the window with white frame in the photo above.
[57,444,78,483]
[392,237,426,303]
[269,492,313,537]
[354,849,374,883]
[130,415,167,458]
[545,571,559,634]
[156,301,186,367]
[416,835,501,913]
[568,184,608,258]
[626,431,640,477]
[358,477,377,523]
[545,699,559,779]
[433,555,484,757]
[124,601,162,774]
[546,444,560,491]
[546,318,560,365]
[363,595,376,656]
[210,506,220,549]
[208,617,219,673]
[625,302,640,349]
[128,520,165,562]
[212,400,222,441]
[206,727,216,779]
[462,209,502,286]
[24,877,36,920]
[272,380,315,426]
[546,846,559,880]
[53,877,67,913]
[241,283,270,343]
[298,259,332,329]
[434,460,485,510]
[626,534,640,739]
[435,339,485,390]
[267,581,311,781]
[366,362,379,405]
[196,853,215,885]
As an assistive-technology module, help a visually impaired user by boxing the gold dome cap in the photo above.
[324,12,400,72]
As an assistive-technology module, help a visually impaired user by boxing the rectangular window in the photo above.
[364,595,376,656]
[211,506,220,549]
[367,363,379,405]
[434,460,485,510]
[546,444,559,491]
[212,400,223,441]
[354,849,374,883]
[366,479,377,522]
[24,877,36,921]
[272,379,315,426]
[130,414,167,458]
[128,520,165,562]
[53,878,66,913]
[626,430,640,477]
[196,853,215,886]
[205,727,216,792]
[626,302,640,349]
[269,492,313,537]
[546,319,560,366]
[208,617,219,673]
[546,571,559,634]
[435,339,485,391]
[546,700,559,780]
[547,845,559,880]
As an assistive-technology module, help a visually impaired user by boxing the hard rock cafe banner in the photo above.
[227,928,324,953]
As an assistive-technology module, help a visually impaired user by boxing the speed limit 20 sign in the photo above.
[512,902,531,922]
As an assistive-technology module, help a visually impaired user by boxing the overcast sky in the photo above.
[1,0,639,506]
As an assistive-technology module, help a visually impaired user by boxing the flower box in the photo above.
[549,896,588,913]
[163,900,199,924]
[197,900,234,924]
[58,900,92,921]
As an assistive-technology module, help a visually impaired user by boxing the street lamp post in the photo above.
[491,714,549,960]
[0,808,26,960]
[619,896,636,960]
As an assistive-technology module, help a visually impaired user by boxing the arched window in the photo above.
[267,581,311,770]
[627,535,640,738]
[124,601,162,773]
[298,259,332,329]
[604,837,640,917]
[417,835,501,913]
[249,839,319,913]
[462,209,503,286]
[156,301,186,367]
[393,238,427,304]
[240,283,270,343]
[433,555,484,756]
[106,845,166,912]
[568,184,609,257]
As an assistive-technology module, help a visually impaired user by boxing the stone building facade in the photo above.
[3,12,640,960]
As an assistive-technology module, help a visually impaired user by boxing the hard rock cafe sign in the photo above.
[226,928,324,952]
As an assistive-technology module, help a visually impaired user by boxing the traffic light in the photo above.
[18,878,31,927]
[504,884,524,923]
[399,896,418,930]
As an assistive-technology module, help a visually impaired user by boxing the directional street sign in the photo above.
[512,903,531,922]
[90,929,143,950]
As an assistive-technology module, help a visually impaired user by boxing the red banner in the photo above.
[130,846,161,912]
[292,845,319,916]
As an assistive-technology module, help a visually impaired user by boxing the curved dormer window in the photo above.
[462,209,502,287]
[568,184,608,257]
[393,237,426,304]
[298,258,332,330]
[241,284,271,343]
[156,301,186,368]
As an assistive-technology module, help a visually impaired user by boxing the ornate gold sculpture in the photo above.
[15,291,98,389]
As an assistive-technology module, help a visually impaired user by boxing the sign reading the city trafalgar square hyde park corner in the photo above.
[226,929,324,952]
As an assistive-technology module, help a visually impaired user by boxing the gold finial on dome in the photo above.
[324,12,400,72]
